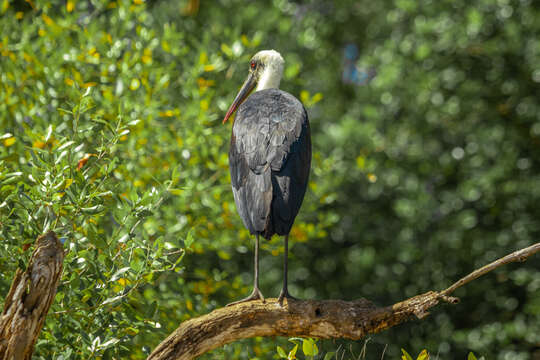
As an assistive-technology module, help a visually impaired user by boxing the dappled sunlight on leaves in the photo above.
[1,0,539,359]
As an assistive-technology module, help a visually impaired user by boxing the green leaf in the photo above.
[0,132,13,139]
[102,295,123,306]
[170,251,185,269]
[62,348,73,358]
[1,172,23,185]
[57,108,73,115]
[323,352,335,360]
[130,257,144,272]
[90,117,115,133]
[146,300,158,317]
[81,293,91,303]
[45,125,53,142]
[401,349,414,360]
[55,149,69,165]
[99,337,120,349]
[416,349,429,360]
[288,337,303,344]
[80,205,105,214]
[184,228,194,248]
[92,191,113,198]
[277,346,287,358]
[302,338,318,356]
[289,344,298,358]
[57,140,75,151]
[82,86,92,97]
[110,267,130,282]
[468,353,478,360]
[136,209,153,218]
[302,338,314,356]
[220,43,233,57]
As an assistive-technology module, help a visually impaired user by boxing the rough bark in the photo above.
[0,231,64,360]
[148,242,540,360]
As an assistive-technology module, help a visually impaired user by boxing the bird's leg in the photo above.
[251,233,265,299]
[227,234,265,306]
[278,234,297,305]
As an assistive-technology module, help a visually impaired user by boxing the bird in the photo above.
[223,50,311,305]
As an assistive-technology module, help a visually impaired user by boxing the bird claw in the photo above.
[227,287,265,306]
[277,289,297,306]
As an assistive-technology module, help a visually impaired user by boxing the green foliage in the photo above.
[401,348,414,360]
[276,338,320,360]
[275,338,485,360]
[277,345,288,358]
[400,348,483,360]
[302,338,318,358]
[280,344,298,360]
[1,84,183,358]
[1,0,540,359]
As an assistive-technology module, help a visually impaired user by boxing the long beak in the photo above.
[223,72,257,124]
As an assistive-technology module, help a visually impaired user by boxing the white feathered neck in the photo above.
[254,50,284,91]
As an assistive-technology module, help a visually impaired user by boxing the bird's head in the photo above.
[223,50,285,124]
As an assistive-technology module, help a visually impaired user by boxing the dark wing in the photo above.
[269,113,311,236]
[229,129,273,235]
[229,88,311,238]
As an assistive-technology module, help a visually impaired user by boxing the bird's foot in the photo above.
[277,288,297,306]
[226,287,265,306]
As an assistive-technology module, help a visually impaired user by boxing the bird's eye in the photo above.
[250,61,257,70]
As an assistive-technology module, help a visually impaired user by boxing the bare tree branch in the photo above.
[441,242,540,296]
[147,242,540,360]
[0,231,64,360]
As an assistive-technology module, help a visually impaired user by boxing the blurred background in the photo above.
[1,0,540,359]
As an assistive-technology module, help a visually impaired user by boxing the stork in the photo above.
[223,50,311,305]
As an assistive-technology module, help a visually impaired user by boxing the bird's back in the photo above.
[229,89,311,239]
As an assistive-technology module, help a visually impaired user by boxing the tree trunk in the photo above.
[0,231,64,360]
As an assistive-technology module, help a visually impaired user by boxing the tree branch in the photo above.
[0,231,64,360]
[441,242,540,296]
[148,242,539,360]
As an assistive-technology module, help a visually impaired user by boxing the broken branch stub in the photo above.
[0,231,64,360]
